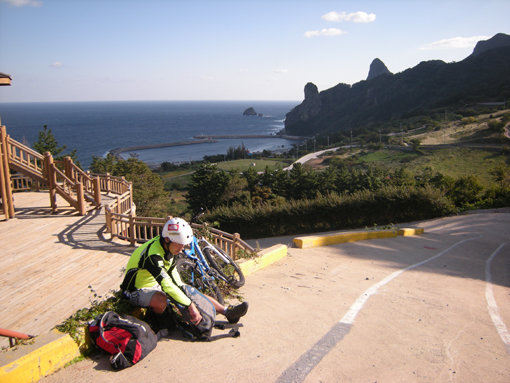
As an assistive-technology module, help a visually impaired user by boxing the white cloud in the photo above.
[420,35,490,50]
[322,11,376,23]
[50,61,63,68]
[304,28,346,38]
[273,68,288,74]
[0,0,42,6]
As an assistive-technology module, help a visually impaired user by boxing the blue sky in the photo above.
[0,0,509,103]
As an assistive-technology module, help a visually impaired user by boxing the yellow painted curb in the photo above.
[239,244,288,276]
[0,329,80,383]
[293,230,399,249]
[293,227,425,249]
[398,227,425,236]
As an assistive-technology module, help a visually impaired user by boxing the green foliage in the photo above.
[204,186,456,239]
[34,125,65,156]
[186,163,231,213]
[34,124,80,167]
[90,155,169,217]
[447,175,484,208]
[56,289,132,352]
[487,119,505,133]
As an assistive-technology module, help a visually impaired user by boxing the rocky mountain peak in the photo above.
[472,33,510,56]
[366,58,392,81]
[304,82,319,100]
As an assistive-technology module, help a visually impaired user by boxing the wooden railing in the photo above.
[104,204,255,258]
[6,136,45,179]
[1,126,252,256]
[192,224,255,259]
[91,172,132,196]
[59,157,101,207]
[11,173,34,191]
[45,154,84,215]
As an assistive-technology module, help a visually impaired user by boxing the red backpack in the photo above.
[88,311,158,370]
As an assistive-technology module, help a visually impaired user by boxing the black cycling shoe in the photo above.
[225,302,249,324]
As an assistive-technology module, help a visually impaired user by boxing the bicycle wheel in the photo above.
[175,257,224,305]
[203,245,245,288]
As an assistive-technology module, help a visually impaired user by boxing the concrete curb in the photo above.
[293,227,424,249]
[0,329,80,383]
[239,244,288,277]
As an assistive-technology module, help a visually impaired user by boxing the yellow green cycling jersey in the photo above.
[122,236,192,307]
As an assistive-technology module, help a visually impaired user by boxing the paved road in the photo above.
[284,147,341,170]
[42,209,510,383]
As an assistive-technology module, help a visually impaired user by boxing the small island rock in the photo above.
[243,107,258,116]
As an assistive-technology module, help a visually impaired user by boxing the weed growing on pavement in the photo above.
[55,288,132,352]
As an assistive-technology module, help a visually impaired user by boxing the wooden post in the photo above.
[106,173,111,194]
[93,176,101,207]
[45,152,57,213]
[128,180,134,213]
[105,206,112,233]
[129,212,135,245]
[76,182,85,215]
[64,156,73,181]
[0,126,14,219]
[232,233,240,260]
[0,127,10,219]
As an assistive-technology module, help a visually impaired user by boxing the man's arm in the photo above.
[144,254,192,307]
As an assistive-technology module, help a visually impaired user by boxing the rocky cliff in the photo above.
[366,58,392,80]
[471,33,510,56]
[284,33,510,137]
[284,82,322,129]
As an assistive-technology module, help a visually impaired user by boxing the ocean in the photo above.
[0,100,299,170]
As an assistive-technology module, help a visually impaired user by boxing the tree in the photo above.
[242,166,260,194]
[186,163,230,213]
[447,175,483,208]
[34,124,80,166]
[90,155,169,217]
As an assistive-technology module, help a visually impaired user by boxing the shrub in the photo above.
[204,186,455,239]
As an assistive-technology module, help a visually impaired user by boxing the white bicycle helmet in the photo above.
[161,217,193,245]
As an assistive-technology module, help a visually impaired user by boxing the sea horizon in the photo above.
[0,100,300,169]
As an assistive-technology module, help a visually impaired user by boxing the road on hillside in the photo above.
[42,209,510,383]
[284,147,342,170]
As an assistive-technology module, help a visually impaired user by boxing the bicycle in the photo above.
[176,218,245,304]
[176,238,225,305]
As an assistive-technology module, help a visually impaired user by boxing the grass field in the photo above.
[215,158,291,172]
[354,147,508,186]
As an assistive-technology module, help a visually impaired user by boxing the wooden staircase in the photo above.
[1,125,102,217]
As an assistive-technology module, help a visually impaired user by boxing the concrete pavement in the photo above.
[3,209,510,383]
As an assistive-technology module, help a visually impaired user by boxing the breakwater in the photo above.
[193,134,306,140]
[109,138,217,155]
[110,134,307,157]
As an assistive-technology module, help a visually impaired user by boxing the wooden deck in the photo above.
[0,191,133,348]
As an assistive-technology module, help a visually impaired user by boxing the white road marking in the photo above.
[277,236,479,383]
[485,242,510,353]
[340,236,479,325]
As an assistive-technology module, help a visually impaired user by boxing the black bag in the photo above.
[88,311,158,370]
[177,285,216,341]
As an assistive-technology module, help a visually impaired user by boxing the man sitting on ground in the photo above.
[120,217,248,328]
